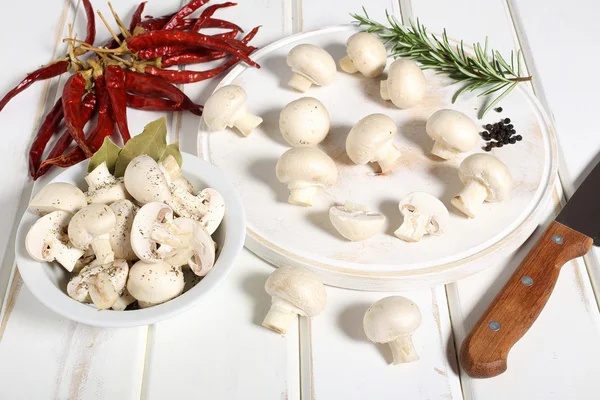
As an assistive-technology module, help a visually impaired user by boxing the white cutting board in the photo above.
[198,25,557,290]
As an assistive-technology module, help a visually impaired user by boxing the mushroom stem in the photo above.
[91,238,115,264]
[375,144,402,174]
[51,243,85,272]
[288,72,314,92]
[288,185,318,207]
[233,111,263,137]
[339,55,358,74]
[431,141,457,160]
[262,297,302,334]
[394,213,429,242]
[151,223,190,248]
[88,271,119,310]
[380,80,390,100]
[388,334,419,364]
[451,180,489,218]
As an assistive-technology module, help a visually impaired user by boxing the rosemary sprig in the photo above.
[351,9,532,118]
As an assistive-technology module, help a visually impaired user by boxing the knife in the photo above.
[460,161,600,378]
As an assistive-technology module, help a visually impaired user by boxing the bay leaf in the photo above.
[159,141,183,167]
[87,137,122,173]
[114,117,168,177]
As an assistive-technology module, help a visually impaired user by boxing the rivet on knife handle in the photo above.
[459,221,593,378]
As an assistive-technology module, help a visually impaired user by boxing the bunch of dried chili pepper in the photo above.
[0,0,259,179]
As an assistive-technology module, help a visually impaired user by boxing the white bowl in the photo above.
[15,153,246,327]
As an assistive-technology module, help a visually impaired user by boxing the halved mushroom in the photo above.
[124,155,172,205]
[85,162,130,204]
[286,44,336,92]
[29,182,87,215]
[110,200,138,260]
[127,260,185,307]
[67,259,129,310]
[394,192,449,242]
[26,211,84,272]
[329,201,386,241]
[68,204,116,264]
[166,187,225,235]
[159,155,195,194]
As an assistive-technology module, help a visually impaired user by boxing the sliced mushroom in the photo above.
[394,192,449,242]
[68,204,116,264]
[111,287,136,311]
[124,155,172,205]
[329,201,386,241]
[127,260,185,307]
[26,211,84,272]
[67,259,129,310]
[346,114,401,174]
[85,162,130,204]
[166,187,225,235]
[203,85,263,137]
[286,44,336,92]
[159,155,195,194]
[28,182,87,215]
[110,199,138,260]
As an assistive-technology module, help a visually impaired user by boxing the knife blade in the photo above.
[459,161,600,378]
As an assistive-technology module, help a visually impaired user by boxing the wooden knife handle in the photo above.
[459,221,593,378]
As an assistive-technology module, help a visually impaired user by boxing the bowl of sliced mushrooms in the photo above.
[15,118,246,327]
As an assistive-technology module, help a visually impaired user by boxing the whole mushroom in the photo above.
[451,154,512,218]
[363,296,422,364]
[67,259,129,310]
[203,85,263,137]
[276,147,338,207]
[28,182,87,215]
[395,192,449,242]
[339,32,387,78]
[68,204,116,264]
[85,162,130,204]
[329,201,386,241]
[262,266,327,334]
[109,199,138,260]
[26,211,84,272]
[127,260,185,307]
[426,109,478,159]
[346,113,402,174]
[286,44,336,92]
[124,155,172,204]
[380,59,426,109]
[279,97,330,147]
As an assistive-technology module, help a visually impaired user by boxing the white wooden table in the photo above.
[1,1,599,399]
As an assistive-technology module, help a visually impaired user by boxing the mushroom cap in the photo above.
[279,97,330,147]
[276,147,337,187]
[110,199,138,261]
[346,113,397,164]
[26,210,73,261]
[398,192,449,235]
[286,44,336,86]
[67,259,129,303]
[124,155,172,204]
[363,296,422,344]
[203,85,249,131]
[329,202,386,241]
[386,58,426,108]
[346,32,387,77]
[458,154,513,201]
[131,202,174,263]
[265,265,326,317]
[127,260,185,305]
[29,182,87,216]
[186,220,216,277]
[85,162,130,205]
[68,204,116,249]
[426,109,478,152]
[197,188,225,235]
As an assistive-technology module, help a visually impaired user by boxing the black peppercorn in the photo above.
[503,138,510,144]
[504,118,511,124]
[498,121,504,128]
[509,137,517,144]
[516,135,523,141]
[510,129,516,135]
[497,142,504,148]
[495,107,503,112]
[485,124,492,130]
[507,124,514,130]
[484,145,492,152]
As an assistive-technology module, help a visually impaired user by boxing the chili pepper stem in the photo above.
[108,2,132,38]
[97,10,122,45]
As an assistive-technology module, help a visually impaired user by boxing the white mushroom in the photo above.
[286,44,336,92]
[363,296,422,364]
[380,58,426,109]
[68,204,116,264]
[28,182,87,215]
[85,162,130,204]
[111,287,136,311]
[394,192,449,242]
[202,85,263,137]
[124,155,172,204]
[451,154,512,218]
[262,266,326,334]
[339,32,387,78]
[25,211,84,272]
[127,260,185,307]
[426,109,478,159]
[276,147,338,207]
[159,155,195,194]
[279,97,330,147]
[67,259,129,310]
[346,113,401,174]
[329,201,386,241]
[110,200,138,260]
[166,187,225,235]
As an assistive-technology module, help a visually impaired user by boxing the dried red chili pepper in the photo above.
[162,0,208,30]
[187,18,243,32]
[125,70,189,106]
[192,2,237,31]
[137,15,242,34]
[129,1,147,33]
[127,31,258,67]
[82,0,96,45]
[138,30,239,60]
[63,73,94,157]
[28,97,64,177]
[0,60,70,112]
[126,94,203,116]
[105,65,131,143]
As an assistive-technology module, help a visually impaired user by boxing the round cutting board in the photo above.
[198,25,558,290]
